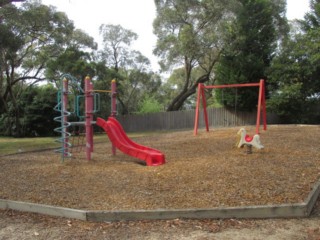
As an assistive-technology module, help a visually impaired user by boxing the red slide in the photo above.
[96,117,165,166]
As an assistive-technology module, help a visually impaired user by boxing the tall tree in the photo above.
[99,24,157,114]
[0,1,92,136]
[300,0,320,31]
[46,46,96,84]
[267,0,320,123]
[153,0,238,111]
[0,0,24,7]
[99,24,138,72]
[214,0,287,110]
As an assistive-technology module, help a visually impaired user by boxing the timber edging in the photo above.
[1,180,320,222]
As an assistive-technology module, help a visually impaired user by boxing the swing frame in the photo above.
[194,79,267,135]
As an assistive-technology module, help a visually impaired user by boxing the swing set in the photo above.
[194,79,267,135]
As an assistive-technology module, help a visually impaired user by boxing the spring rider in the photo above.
[237,128,264,154]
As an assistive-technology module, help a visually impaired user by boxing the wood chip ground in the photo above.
[1,125,319,211]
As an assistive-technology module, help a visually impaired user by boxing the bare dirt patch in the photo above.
[1,125,320,211]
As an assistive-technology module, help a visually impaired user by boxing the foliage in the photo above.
[138,95,164,114]
[153,0,238,111]
[0,1,96,136]
[2,0,320,134]
[160,67,207,109]
[214,0,288,111]
[46,46,97,87]
[267,0,320,123]
[0,2,71,136]
[99,24,138,72]
[98,24,163,115]
[45,30,97,83]
[0,83,58,137]
[93,70,118,120]
[0,0,24,7]
[21,84,58,136]
[267,83,309,123]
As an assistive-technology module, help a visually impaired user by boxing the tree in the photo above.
[0,2,93,136]
[119,69,162,114]
[0,83,58,137]
[160,67,206,109]
[300,0,320,31]
[138,95,164,114]
[99,24,138,114]
[214,0,288,110]
[267,0,320,123]
[92,62,125,120]
[0,0,24,6]
[99,24,159,115]
[153,0,238,111]
[46,46,96,85]
[99,24,138,72]
[20,84,58,136]
[0,0,25,22]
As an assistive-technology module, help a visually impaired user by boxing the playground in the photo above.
[1,124,320,213]
[1,75,320,225]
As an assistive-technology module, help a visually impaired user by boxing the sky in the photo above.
[41,0,311,72]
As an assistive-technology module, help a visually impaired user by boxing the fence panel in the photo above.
[116,108,279,132]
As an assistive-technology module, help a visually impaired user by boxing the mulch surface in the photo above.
[1,125,320,211]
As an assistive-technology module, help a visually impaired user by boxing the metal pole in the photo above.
[62,78,69,161]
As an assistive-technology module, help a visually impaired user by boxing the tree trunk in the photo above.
[166,74,210,111]
[117,96,128,115]
[166,51,222,111]
[6,63,23,137]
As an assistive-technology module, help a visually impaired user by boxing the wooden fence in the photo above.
[117,108,279,132]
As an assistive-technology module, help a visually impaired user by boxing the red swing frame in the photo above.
[194,79,267,135]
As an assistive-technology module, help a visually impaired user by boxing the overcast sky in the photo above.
[41,0,311,72]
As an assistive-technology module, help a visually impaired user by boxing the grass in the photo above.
[0,136,60,155]
[0,131,161,156]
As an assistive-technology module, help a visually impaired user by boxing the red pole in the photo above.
[262,80,267,131]
[256,79,264,134]
[204,83,260,89]
[85,76,94,160]
[111,79,117,155]
[195,81,267,135]
[201,86,209,132]
[194,83,202,135]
